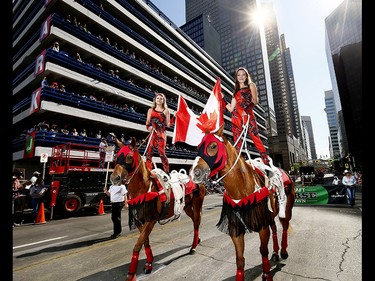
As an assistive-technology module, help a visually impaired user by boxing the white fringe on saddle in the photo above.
[248,157,286,218]
[151,168,190,221]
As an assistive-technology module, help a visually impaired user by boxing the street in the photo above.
[13,193,362,281]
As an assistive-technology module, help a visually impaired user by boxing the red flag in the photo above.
[201,77,224,130]
[172,77,224,146]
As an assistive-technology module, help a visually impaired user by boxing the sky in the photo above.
[151,0,344,159]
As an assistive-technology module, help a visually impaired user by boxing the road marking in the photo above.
[13,236,67,249]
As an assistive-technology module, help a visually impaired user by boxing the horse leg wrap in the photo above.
[262,271,273,281]
[192,229,199,249]
[262,256,271,274]
[128,251,139,275]
[272,232,279,253]
[281,229,288,249]
[126,273,136,281]
[236,269,244,281]
[145,246,154,263]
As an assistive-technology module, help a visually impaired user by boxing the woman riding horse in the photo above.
[190,125,295,281]
[110,136,205,281]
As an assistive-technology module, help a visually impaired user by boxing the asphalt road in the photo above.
[12,193,363,281]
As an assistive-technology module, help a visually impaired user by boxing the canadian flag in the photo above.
[172,77,225,146]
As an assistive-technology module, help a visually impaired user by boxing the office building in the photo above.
[186,0,273,146]
[262,3,305,169]
[186,0,309,170]
[301,116,317,160]
[180,14,222,65]
[325,0,362,170]
[324,90,340,159]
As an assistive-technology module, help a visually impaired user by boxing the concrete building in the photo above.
[12,0,254,178]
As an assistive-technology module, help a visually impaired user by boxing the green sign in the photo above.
[294,182,347,205]
[294,185,329,205]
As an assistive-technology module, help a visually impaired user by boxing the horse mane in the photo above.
[133,146,155,188]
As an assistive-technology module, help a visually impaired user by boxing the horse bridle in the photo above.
[115,145,141,184]
[197,133,227,178]
[197,129,259,185]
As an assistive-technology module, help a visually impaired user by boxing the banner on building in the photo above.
[24,131,36,159]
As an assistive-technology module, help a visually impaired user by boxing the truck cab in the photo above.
[48,143,114,216]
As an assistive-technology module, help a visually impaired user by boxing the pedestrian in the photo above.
[41,76,49,88]
[29,176,48,223]
[103,183,128,239]
[96,129,102,139]
[145,92,170,175]
[99,137,107,168]
[52,41,60,52]
[342,170,357,207]
[225,67,269,165]
[12,170,24,227]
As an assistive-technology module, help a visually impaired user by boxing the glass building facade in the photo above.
[325,0,362,170]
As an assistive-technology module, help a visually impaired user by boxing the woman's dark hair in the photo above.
[233,67,251,94]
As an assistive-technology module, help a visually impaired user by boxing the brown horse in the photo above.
[189,125,295,281]
[110,137,206,281]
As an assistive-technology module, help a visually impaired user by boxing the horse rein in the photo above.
[138,129,153,153]
[234,114,255,169]
[122,129,154,185]
[213,117,261,192]
[214,117,250,183]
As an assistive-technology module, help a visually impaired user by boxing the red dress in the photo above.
[231,87,269,164]
[145,108,169,172]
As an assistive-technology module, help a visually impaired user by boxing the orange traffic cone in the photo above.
[98,199,105,215]
[35,202,46,224]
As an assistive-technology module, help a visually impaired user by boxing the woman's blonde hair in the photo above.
[153,93,168,110]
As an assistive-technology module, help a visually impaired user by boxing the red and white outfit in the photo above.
[145,108,169,173]
[230,87,269,165]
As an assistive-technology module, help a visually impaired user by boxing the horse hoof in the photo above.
[144,268,152,274]
[271,253,279,262]
[143,263,153,274]
[281,252,289,259]
[189,248,196,255]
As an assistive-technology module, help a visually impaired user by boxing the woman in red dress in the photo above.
[225,67,269,165]
[145,93,171,173]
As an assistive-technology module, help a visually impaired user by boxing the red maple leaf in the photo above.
[196,111,218,133]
